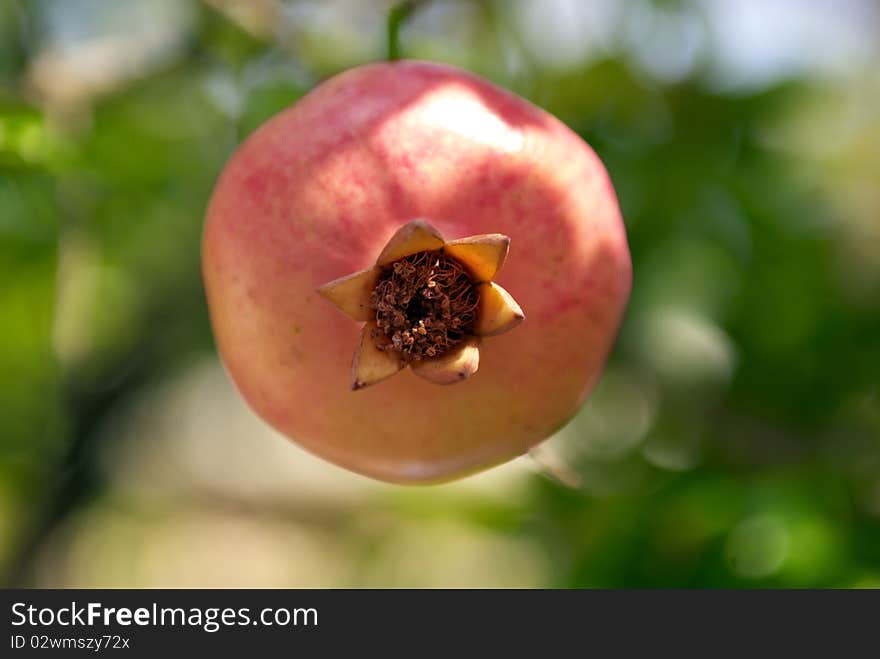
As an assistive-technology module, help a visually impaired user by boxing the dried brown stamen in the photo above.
[370,250,479,362]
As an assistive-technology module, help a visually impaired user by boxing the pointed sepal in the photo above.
[376,219,445,266]
[474,282,524,337]
[351,322,404,390]
[411,337,481,385]
[317,267,380,321]
[443,234,510,282]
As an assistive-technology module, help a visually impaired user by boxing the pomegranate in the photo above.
[202,60,631,483]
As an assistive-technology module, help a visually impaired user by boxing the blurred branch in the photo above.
[387,0,428,61]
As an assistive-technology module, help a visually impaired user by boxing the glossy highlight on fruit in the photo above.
[202,60,632,483]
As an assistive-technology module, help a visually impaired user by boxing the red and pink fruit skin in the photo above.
[202,60,632,483]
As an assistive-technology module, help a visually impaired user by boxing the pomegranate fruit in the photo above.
[202,60,631,483]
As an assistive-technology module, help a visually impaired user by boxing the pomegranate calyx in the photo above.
[318,219,525,390]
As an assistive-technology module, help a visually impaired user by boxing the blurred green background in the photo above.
[2,0,879,588]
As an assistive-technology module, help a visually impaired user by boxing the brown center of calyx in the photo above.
[370,250,479,362]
